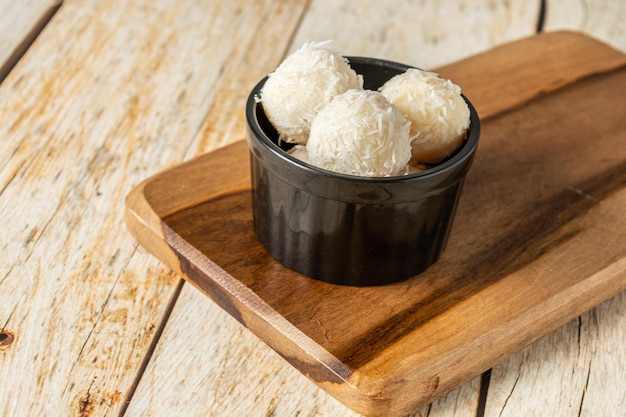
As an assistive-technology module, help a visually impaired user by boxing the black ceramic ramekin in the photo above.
[246,57,480,286]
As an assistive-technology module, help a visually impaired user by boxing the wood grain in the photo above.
[485,290,626,416]
[289,0,540,68]
[545,0,626,52]
[435,30,626,120]
[0,1,307,416]
[125,32,626,416]
[0,0,61,81]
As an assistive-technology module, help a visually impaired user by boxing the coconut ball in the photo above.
[307,89,412,177]
[260,41,363,145]
[379,68,470,163]
[287,144,308,163]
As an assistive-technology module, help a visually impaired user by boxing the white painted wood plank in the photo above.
[0,0,61,80]
[484,290,626,417]
[289,0,541,69]
[545,0,626,52]
[0,0,307,416]
[577,291,626,416]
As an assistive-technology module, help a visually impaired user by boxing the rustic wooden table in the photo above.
[2,1,625,416]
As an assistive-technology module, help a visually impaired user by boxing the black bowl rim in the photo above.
[246,56,480,185]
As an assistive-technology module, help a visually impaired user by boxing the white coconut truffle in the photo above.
[307,89,412,177]
[260,41,363,145]
[380,68,470,163]
[287,144,308,163]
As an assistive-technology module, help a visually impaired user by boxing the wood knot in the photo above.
[0,330,15,349]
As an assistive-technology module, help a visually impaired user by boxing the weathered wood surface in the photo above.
[546,0,626,53]
[289,0,541,68]
[0,0,61,81]
[0,0,309,416]
[486,291,626,416]
[2,1,626,417]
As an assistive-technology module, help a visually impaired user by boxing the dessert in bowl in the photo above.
[245,43,480,286]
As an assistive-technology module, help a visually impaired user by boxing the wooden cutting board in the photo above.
[124,32,626,417]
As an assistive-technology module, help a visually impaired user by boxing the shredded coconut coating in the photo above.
[380,69,470,163]
[260,41,363,145]
[307,90,412,177]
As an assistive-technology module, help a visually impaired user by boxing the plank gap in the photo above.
[0,1,63,84]
[536,0,547,32]
[475,369,491,417]
[117,277,186,417]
